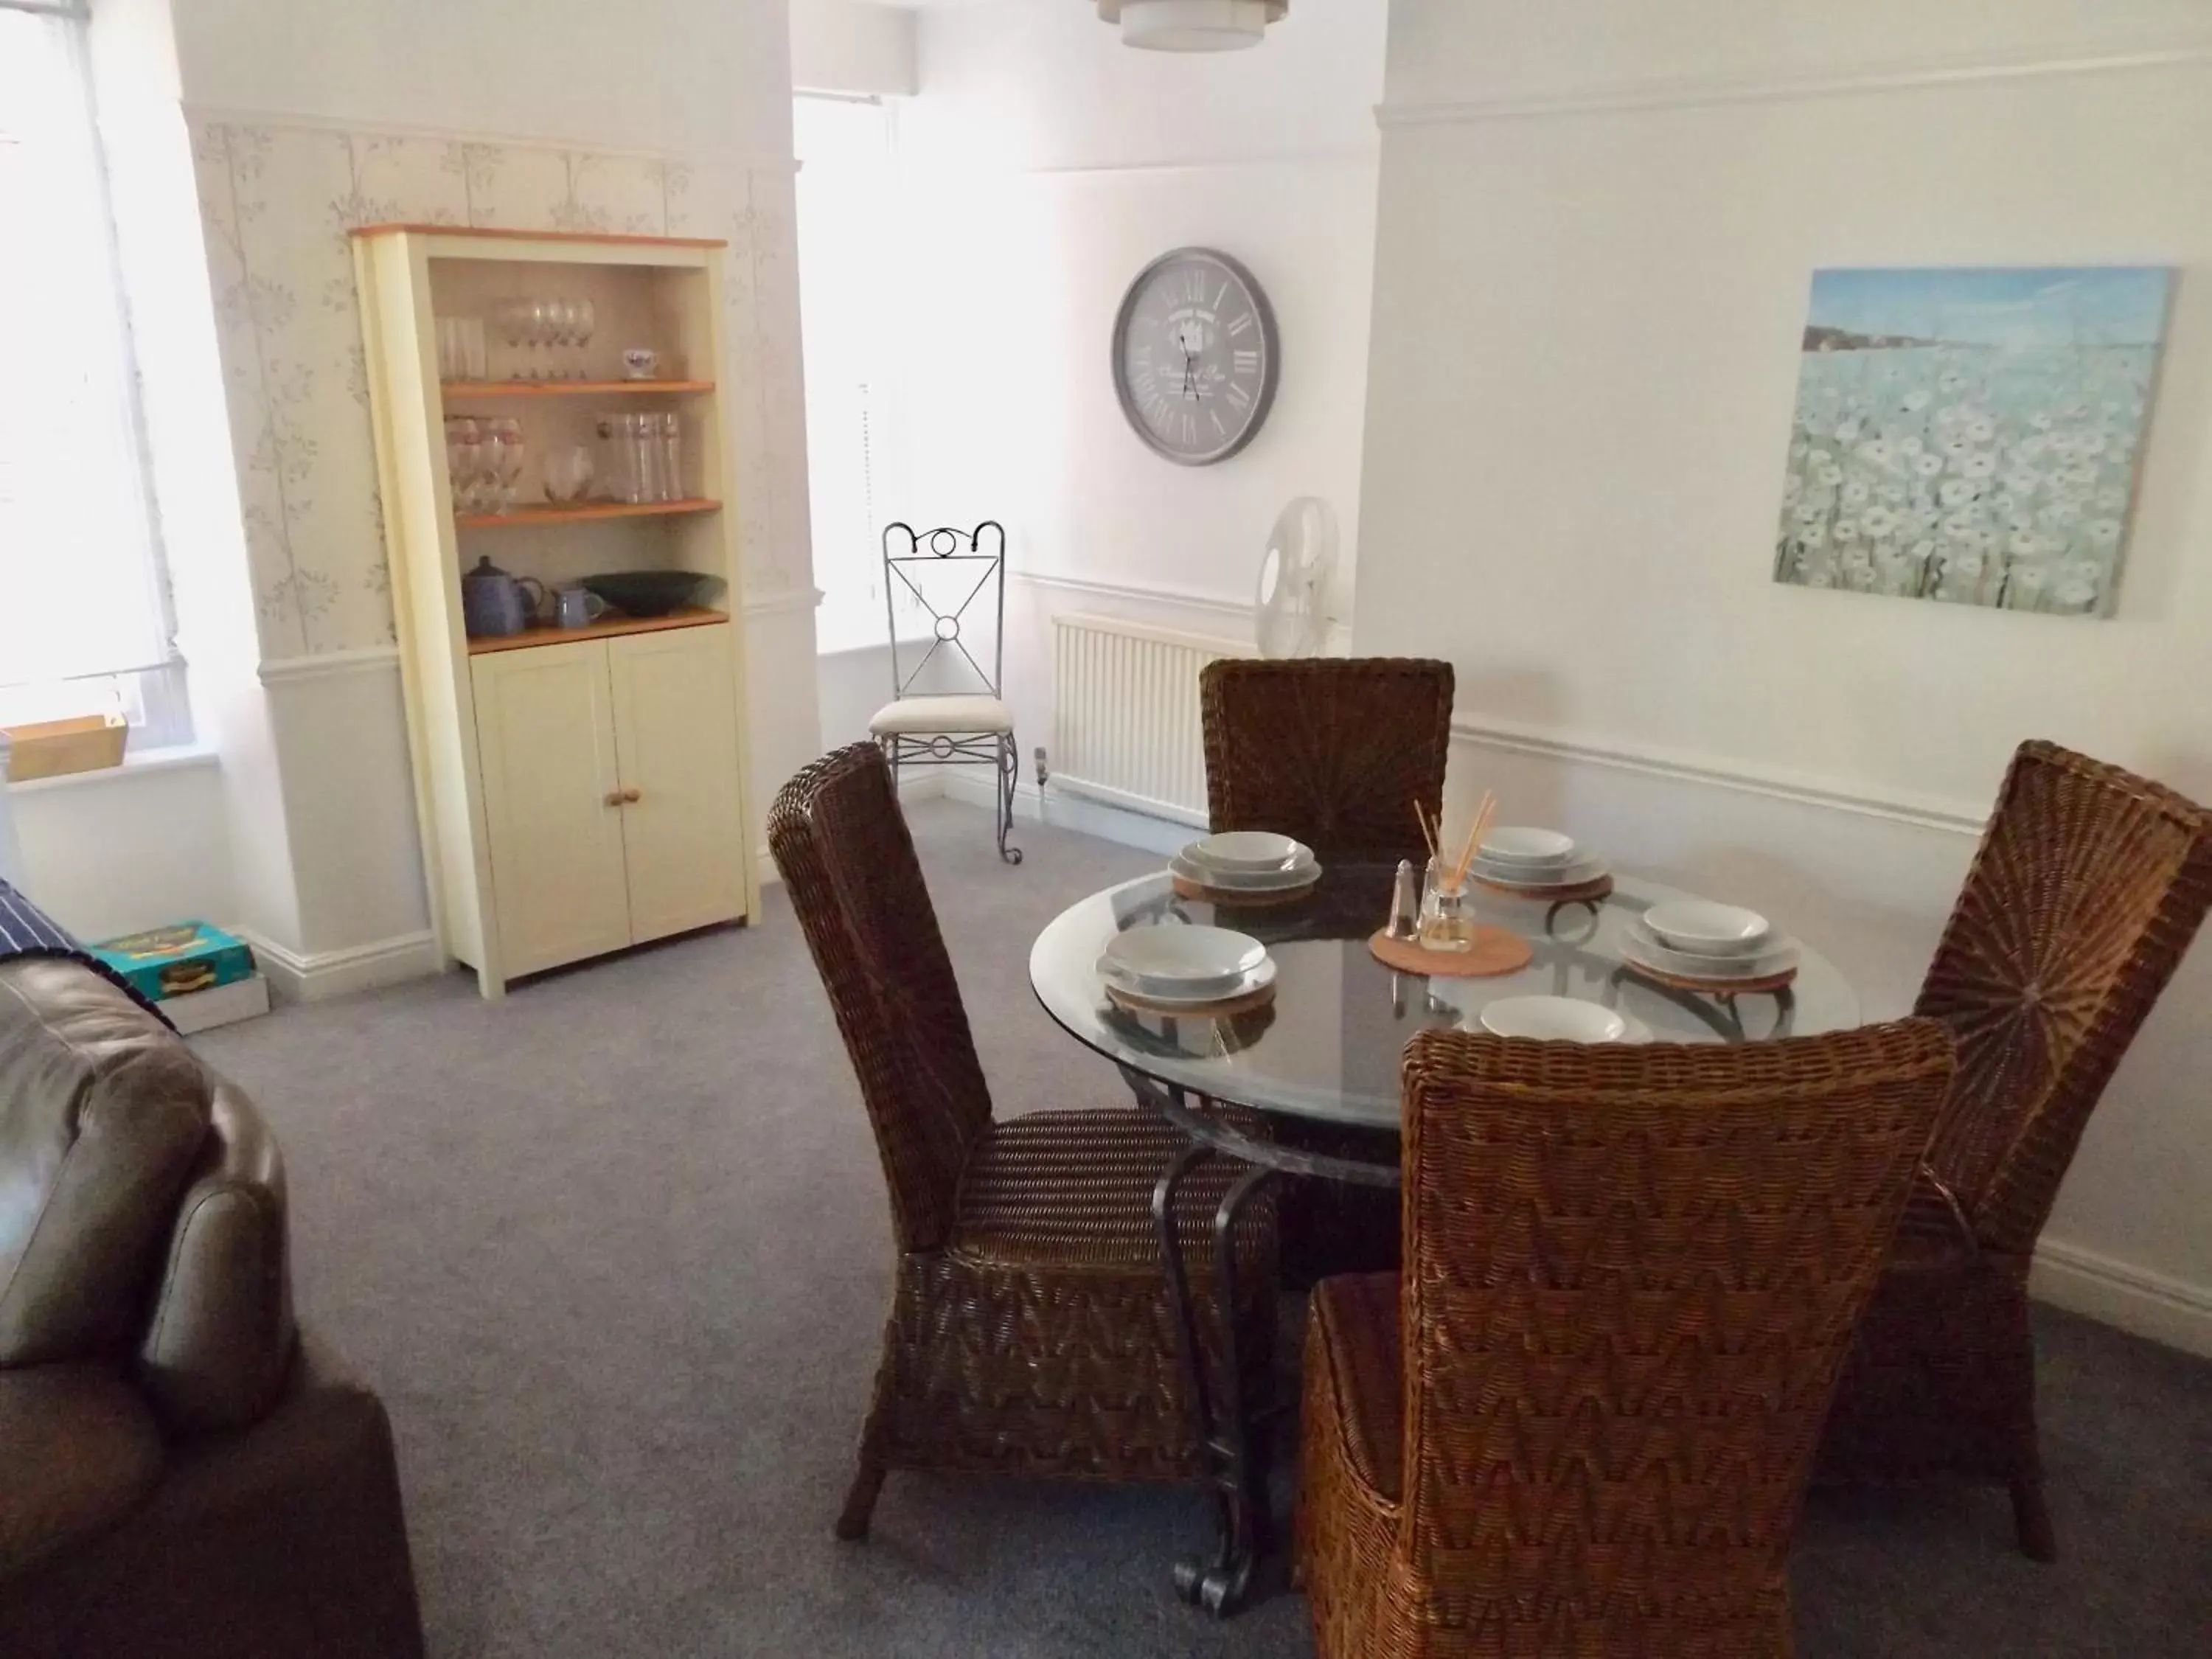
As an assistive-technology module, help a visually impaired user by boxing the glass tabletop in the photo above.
[1029,864,1860,1133]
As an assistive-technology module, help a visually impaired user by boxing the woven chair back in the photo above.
[1916,740,2212,1255]
[1396,1023,1954,1615]
[1199,658,1453,864]
[768,743,993,1252]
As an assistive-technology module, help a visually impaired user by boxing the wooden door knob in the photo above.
[622,787,642,804]
[604,790,625,808]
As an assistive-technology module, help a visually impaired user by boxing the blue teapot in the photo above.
[460,555,546,639]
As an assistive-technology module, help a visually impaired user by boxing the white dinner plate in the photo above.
[1622,919,1800,981]
[1172,848,1321,891]
[1103,956,1278,1009]
[1477,827,1576,868]
[1189,830,1310,873]
[1098,925,1267,998]
[1642,900,1770,956]
[1479,995,1630,1043]
[1470,853,1609,891]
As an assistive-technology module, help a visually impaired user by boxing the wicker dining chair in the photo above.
[1816,739,2212,1559]
[1200,657,1454,865]
[1298,1023,1956,1658]
[767,742,1276,1539]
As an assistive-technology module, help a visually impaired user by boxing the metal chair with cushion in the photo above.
[768,742,1276,1540]
[1297,1023,1955,1658]
[868,521,1022,864]
[1816,739,2212,1559]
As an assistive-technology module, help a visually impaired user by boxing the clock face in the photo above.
[1112,248,1279,466]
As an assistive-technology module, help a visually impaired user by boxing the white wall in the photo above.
[11,759,236,942]
[880,1,1385,780]
[791,0,918,97]
[1359,0,2212,1351]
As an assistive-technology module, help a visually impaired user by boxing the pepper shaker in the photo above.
[1388,858,1420,941]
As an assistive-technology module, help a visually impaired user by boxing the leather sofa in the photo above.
[0,958,425,1657]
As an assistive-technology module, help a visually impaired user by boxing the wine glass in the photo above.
[546,299,575,380]
[524,300,555,380]
[489,417,526,512]
[446,418,484,514]
[495,302,531,381]
[572,299,596,380]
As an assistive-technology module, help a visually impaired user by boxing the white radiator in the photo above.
[1048,613,1248,825]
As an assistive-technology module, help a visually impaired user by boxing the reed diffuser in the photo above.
[1416,792,1496,951]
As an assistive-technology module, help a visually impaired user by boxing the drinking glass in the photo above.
[547,299,576,380]
[459,316,489,380]
[627,413,661,505]
[543,443,594,506]
[595,414,630,503]
[525,300,555,380]
[657,411,682,503]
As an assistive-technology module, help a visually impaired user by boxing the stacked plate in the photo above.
[1096,924,1276,1007]
[1169,830,1322,896]
[1467,826,1609,893]
[1621,900,1800,984]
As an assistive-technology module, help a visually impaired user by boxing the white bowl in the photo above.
[1642,900,1770,956]
[1190,831,1305,873]
[1098,925,1266,995]
[1478,827,1576,867]
[1479,995,1629,1043]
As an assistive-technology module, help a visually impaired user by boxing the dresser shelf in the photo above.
[442,379,715,400]
[467,607,726,655]
[456,498,720,529]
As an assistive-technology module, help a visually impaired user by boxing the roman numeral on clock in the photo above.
[1232,348,1260,376]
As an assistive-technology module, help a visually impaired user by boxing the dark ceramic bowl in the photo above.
[579,570,716,618]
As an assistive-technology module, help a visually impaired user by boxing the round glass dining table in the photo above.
[1030,863,1860,1137]
[1026,860,1860,1616]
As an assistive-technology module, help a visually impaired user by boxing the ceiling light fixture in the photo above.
[1096,1,1286,53]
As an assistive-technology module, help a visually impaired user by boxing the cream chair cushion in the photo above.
[869,695,1014,736]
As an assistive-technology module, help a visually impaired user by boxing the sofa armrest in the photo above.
[137,1079,296,1435]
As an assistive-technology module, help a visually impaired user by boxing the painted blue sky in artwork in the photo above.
[1808,267,2172,351]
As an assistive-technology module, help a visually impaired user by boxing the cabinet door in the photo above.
[607,625,748,944]
[470,641,633,978]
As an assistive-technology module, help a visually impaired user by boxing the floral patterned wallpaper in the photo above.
[189,117,808,657]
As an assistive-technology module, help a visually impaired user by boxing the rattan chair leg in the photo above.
[2011,1475,2058,1562]
[835,1441,888,1542]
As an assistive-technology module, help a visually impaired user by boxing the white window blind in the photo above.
[0,6,173,689]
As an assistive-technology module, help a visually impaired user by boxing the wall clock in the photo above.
[1111,247,1279,465]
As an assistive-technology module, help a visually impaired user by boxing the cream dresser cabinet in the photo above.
[352,226,759,996]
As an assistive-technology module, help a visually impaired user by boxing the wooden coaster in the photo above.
[1619,957,1798,996]
[1104,978,1278,1018]
[1170,874,1319,908]
[1471,873,1615,904]
[1367,927,1534,979]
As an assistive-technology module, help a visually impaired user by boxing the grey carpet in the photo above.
[194,801,2212,1657]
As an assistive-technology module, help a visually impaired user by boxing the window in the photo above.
[0,2,186,743]
[793,94,919,655]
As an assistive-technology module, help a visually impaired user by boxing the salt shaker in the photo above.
[1388,858,1420,940]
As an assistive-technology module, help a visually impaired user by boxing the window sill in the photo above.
[4,742,219,796]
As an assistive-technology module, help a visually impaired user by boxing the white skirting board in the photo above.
[239,928,445,1004]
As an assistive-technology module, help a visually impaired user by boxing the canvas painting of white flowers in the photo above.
[1775,267,2172,616]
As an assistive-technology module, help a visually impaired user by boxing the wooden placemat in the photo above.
[1367,928,1534,979]
[1104,978,1278,1018]
[1170,874,1319,908]
[1470,872,1616,904]
[1619,956,1798,996]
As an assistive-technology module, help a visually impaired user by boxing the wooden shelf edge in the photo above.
[442,379,714,399]
[349,223,726,249]
[456,498,721,529]
[467,607,729,655]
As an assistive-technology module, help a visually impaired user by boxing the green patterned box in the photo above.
[91,921,256,1002]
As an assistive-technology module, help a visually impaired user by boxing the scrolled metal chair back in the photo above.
[1200,657,1453,864]
[1395,1024,1953,1616]
[883,521,1008,701]
[1914,738,2212,1256]
[768,743,993,1252]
